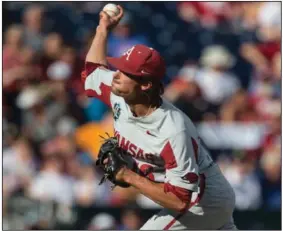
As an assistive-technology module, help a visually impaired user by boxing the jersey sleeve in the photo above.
[81,61,114,107]
[160,130,200,202]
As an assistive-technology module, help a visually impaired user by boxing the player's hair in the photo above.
[145,80,164,96]
[142,79,164,106]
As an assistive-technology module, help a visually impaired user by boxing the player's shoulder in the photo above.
[159,98,197,137]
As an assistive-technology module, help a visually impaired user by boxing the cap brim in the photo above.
[107,57,143,77]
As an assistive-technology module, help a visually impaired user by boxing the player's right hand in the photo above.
[98,5,124,31]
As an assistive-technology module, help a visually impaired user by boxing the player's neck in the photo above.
[129,104,154,117]
[127,97,162,117]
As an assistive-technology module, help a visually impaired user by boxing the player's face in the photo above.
[111,70,148,101]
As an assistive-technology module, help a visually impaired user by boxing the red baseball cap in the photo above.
[107,44,166,80]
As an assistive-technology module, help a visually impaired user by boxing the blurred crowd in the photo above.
[3,2,281,230]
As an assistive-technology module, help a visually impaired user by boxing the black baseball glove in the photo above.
[95,135,138,188]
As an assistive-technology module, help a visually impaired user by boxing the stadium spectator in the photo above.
[220,155,262,211]
[177,2,232,28]
[259,142,281,211]
[240,2,281,76]
[3,24,24,71]
[3,137,35,199]
[88,213,117,230]
[28,155,74,205]
[73,165,109,206]
[40,33,64,80]
[196,45,240,105]
[118,209,142,230]
[17,85,65,145]
[219,89,260,122]
[165,45,240,120]
[3,25,41,91]
[22,4,45,51]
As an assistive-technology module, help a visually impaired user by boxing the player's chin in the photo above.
[111,87,132,101]
[111,85,123,96]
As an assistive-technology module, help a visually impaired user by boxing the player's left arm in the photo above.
[123,131,199,213]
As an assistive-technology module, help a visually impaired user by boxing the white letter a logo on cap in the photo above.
[124,46,135,61]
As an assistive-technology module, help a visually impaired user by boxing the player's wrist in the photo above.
[96,25,109,35]
[123,168,139,185]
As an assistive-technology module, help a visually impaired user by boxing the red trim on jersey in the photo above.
[182,172,199,183]
[81,62,102,84]
[85,62,108,76]
[160,141,177,169]
[81,62,108,84]
[191,137,198,162]
[85,83,111,107]
[164,183,192,203]
[189,174,205,208]
[139,164,155,181]
[82,62,111,107]
[163,174,206,230]
[164,212,184,230]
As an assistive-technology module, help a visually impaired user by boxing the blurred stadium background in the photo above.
[2,1,281,230]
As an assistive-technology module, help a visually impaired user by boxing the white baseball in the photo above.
[102,3,120,17]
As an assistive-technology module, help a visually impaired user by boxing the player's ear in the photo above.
[140,81,152,91]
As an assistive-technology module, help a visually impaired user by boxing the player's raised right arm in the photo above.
[81,6,124,106]
[86,5,123,64]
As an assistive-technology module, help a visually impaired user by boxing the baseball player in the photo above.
[82,5,237,230]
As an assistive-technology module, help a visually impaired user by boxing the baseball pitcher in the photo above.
[81,5,237,230]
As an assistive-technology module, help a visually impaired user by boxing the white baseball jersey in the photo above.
[82,62,237,230]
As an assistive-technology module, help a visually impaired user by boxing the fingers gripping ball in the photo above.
[96,135,137,188]
[103,3,120,17]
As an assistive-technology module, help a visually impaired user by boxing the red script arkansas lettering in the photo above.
[114,131,155,161]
